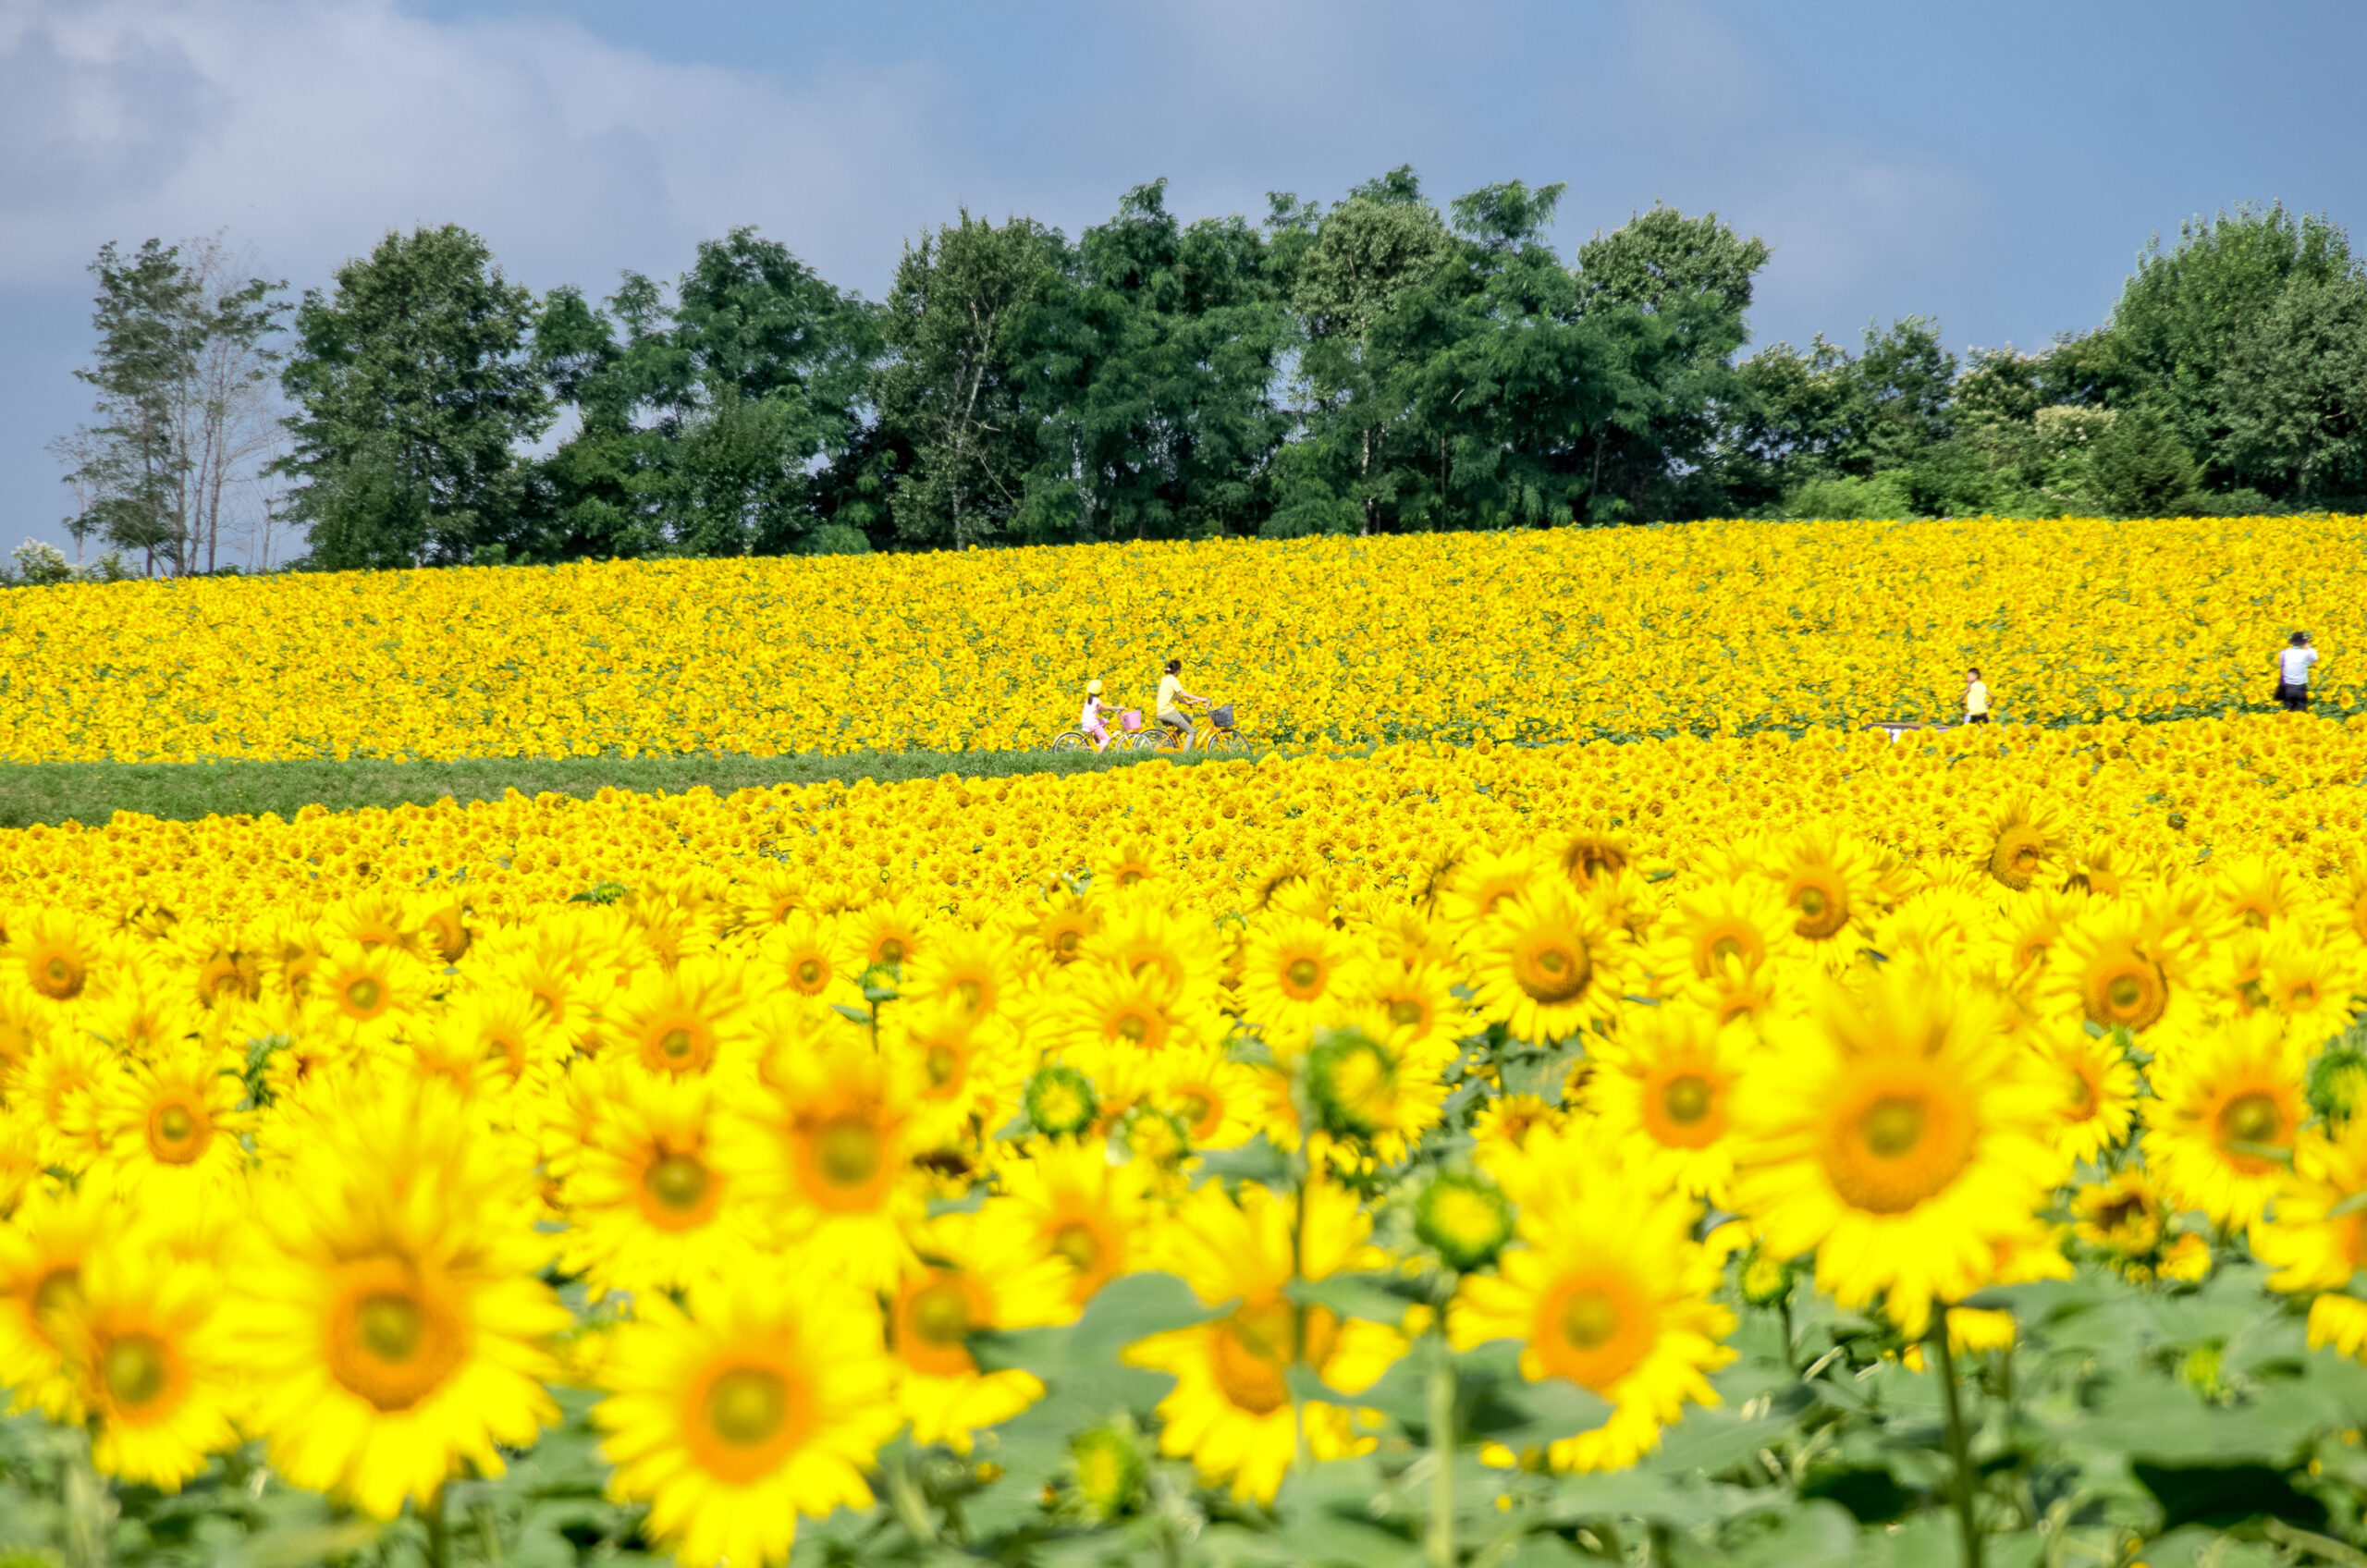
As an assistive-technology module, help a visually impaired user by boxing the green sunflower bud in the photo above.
[1024,1064,1098,1137]
[1068,1425,1146,1519]
[2310,1038,2367,1124]
[1739,1246,1795,1309]
[1415,1170,1514,1271]
[1306,1026,1398,1140]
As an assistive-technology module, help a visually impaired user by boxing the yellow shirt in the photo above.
[1157,674,1184,718]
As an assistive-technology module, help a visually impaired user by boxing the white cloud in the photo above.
[0,0,968,298]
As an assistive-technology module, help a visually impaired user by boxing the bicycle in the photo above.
[1049,708,1161,753]
[1135,702,1246,753]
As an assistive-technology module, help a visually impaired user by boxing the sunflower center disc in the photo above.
[1859,1096,1926,1159]
[705,1366,788,1447]
[644,1153,710,1212]
[1662,1074,1713,1125]
[102,1332,170,1408]
[815,1119,882,1187]
[1559,1289,1621,1350]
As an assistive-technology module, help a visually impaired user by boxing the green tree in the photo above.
[2084,404,2203,515]
[872,213,1066,547]
[278,225,549,569]
[1285,168,1458,535]
[1024,180,1292,542]
[2109,202,2355,485]
[2220,272,2367,503]
[52,238,285,573]
[533,228,880,558]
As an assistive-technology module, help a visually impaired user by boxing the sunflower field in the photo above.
[12,525,2367,1568]
[0,512,2360,763]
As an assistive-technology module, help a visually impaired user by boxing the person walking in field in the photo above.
[1965,668,1991,726]
[2275,631,2318,711]
[1156,657,1208,746]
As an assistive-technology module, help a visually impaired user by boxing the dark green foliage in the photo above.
[530,228,880,559]
[277,225,549,568]
[92,184,2367,573]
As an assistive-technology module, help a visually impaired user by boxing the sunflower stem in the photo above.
[887,1445,938,1546]
[1932,1318,1983,1568]
[422,1484,449,1568]
[1425,1336,1456,1568]
[1290,1128,1313,1476]
[60,1426,114,1568]
[1777,1296,1797,1374]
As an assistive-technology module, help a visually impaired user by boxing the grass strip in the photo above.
[0,746,1247,830]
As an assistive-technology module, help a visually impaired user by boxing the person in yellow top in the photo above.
[1155,657,1208,745]
[1964,667,1990,725]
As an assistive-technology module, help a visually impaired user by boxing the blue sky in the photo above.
[4,0,2362,562]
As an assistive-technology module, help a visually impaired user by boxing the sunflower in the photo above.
[1969,796,2067,892]
[881,995,1025,1148]
[889,1210,1071,1452]
[900,924,1027,1033]
[1046,963,1214,1080]
[1729,963,2063,1336]
[558,1064,769,1299]
[2040,900,2205,1038]
[0,1183,107,1418]
[2144,1011,2308,1231]
[978,1139,1158,1316]
[2214,854,2313,931]
[2029,1023,2139,1166]
[738,1035,919,1289]
[300,938,434,1050]
[1589,1006,1756,1206]
[1297,1024,1459,1159]
[1451,1133,1735,1473]
[2069,1170,2167,1261]
[230,1082,569,1519]
[605,956,753,1081]
[1644,877,1802,997]
[1028,891,1101,969]
[754,914,862,1013]
[1082,900,1228,1016]
[67,1231,240,1491]
[1464,883,1632,1046]
[1153,1049,1272,1152]
[839,893,935,978]
[22,1031,117,1170]
[1760,831,1889,955]
[1122,1176,1404,1503]
[595,1271,901,1568]
[7,910,109,1005]
[85,1036,254,1205]
[1549,824,1639,890]
[435,985,570,1091]
[2253,1119,2367,1298]
[1235,913,1365,1060]
[1346,957,1469,1052]
[1432,844,1547,936]
[1093,835,1166,896]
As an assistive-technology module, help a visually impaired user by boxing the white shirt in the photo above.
[1081,695,1106,729]
[1965,680,1989,717]
[2281,646,2318,686]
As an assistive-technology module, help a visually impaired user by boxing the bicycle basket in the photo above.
[1209,704,1235,729]
[1119,709,1144,731]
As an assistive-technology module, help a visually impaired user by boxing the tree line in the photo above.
[41,174,2367,575]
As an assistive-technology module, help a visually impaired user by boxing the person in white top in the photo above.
[2275,631,2318,712]
[1155,656,1208,745]
[1079,679,1112,751]
[1964,668,1990,725]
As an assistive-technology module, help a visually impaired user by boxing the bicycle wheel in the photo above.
[1202,728,1247,753]
[1049,731,1091,752]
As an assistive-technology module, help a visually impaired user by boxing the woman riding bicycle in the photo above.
[1156,657,1208,746]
